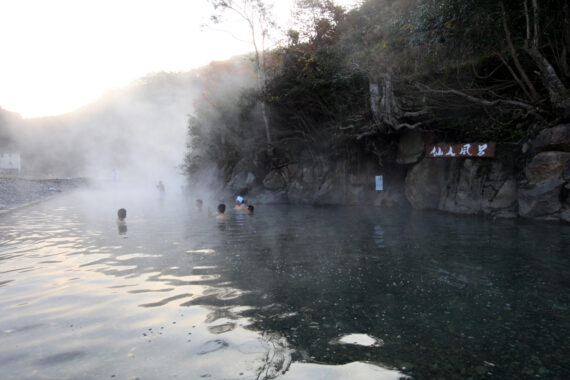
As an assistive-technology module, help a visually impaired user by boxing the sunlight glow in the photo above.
[0,0,359,118]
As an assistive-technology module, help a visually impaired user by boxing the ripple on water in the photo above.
[115,253,162,261]
[186,249,215,254]
[128,287,174,294]
[35,351,85,366]
[198,339,229,355]
[138,293,193,308]
[1,193,568,379]
[208,322,236,334]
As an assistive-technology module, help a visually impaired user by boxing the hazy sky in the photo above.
[0,0,358,118]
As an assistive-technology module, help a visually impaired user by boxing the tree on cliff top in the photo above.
[332,0,569,139]
[206,0,275,150]
[290,0,346,49]
[184,59,262,180]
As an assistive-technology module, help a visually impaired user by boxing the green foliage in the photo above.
[291,0,346,45]
[186,0,570,178]
[266,44,367,129]
[183,58,265,177]
[444,116,531,144]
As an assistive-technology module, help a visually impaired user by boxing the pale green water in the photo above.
[0,187,568,379]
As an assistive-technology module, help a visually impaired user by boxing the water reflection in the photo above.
[0,188,568,379]
[117,223,127,235]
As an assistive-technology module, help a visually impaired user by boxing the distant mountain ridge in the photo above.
[1,69,202,179]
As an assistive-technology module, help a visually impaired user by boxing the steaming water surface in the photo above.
[0,187,568,379]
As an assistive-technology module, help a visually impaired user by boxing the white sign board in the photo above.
[375,176,383,191]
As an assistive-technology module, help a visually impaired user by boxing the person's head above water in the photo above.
[117,208,127,221]
[247,205,254,214]
[235,196,244,205]
[217,203,226,214]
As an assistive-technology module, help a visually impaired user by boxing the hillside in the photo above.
[183,0,570,222]
[1,70,201,180]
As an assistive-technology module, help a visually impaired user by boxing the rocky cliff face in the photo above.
[222,148,407,210]
[518,125,570,222]
[404,155,518,218]
[404,125,570,222]
[217,125,570,223]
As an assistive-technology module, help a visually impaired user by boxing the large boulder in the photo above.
[524,151,570,184]
[228,153,268,188]
[439,159,485,214]
[227,171,256,193]
[285,155,349,205]
[396,131,424,164]
[247,188,288,204]
[532,124,570,153]
[518,177,565,219]
[287,177,317,204]
[441,159,517,216]
[564,164,570,181]
[405,158,450,209]
[405,157,518,217]
[313,175,345,206]
[263,170,288,191]
[483,179,518,218]
[373,189,408,208]
[346,185,366,204]
[561,209,570,223]
[518,150,570,221]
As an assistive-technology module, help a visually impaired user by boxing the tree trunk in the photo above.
[565,4,570,77]
[370,73,424,131]
[369,78,381,123]
[260,101,271,146]
[525,47,567,103]
[250,19,272,150]
[378,72,400,129]
[523,0,569,115]
[500,1,538,102]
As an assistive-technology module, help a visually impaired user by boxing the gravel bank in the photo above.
[0,177,89,213]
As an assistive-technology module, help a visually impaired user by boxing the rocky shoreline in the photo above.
[0,177,89,214]
[210,124,570,223]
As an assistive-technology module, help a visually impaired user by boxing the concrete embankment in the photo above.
[0,177,89,214]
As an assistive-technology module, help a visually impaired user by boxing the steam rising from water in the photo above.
[3,72,198,187]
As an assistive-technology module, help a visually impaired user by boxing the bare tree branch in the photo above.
[415,82,537,111]
[531,0,539,49]
[524,0,531,49]
[494,50,534,100]
[207,0,274,148]
[500,1,539,101]
[522,0,568,104]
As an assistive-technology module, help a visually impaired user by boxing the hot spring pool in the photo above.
[0,187,568,379]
